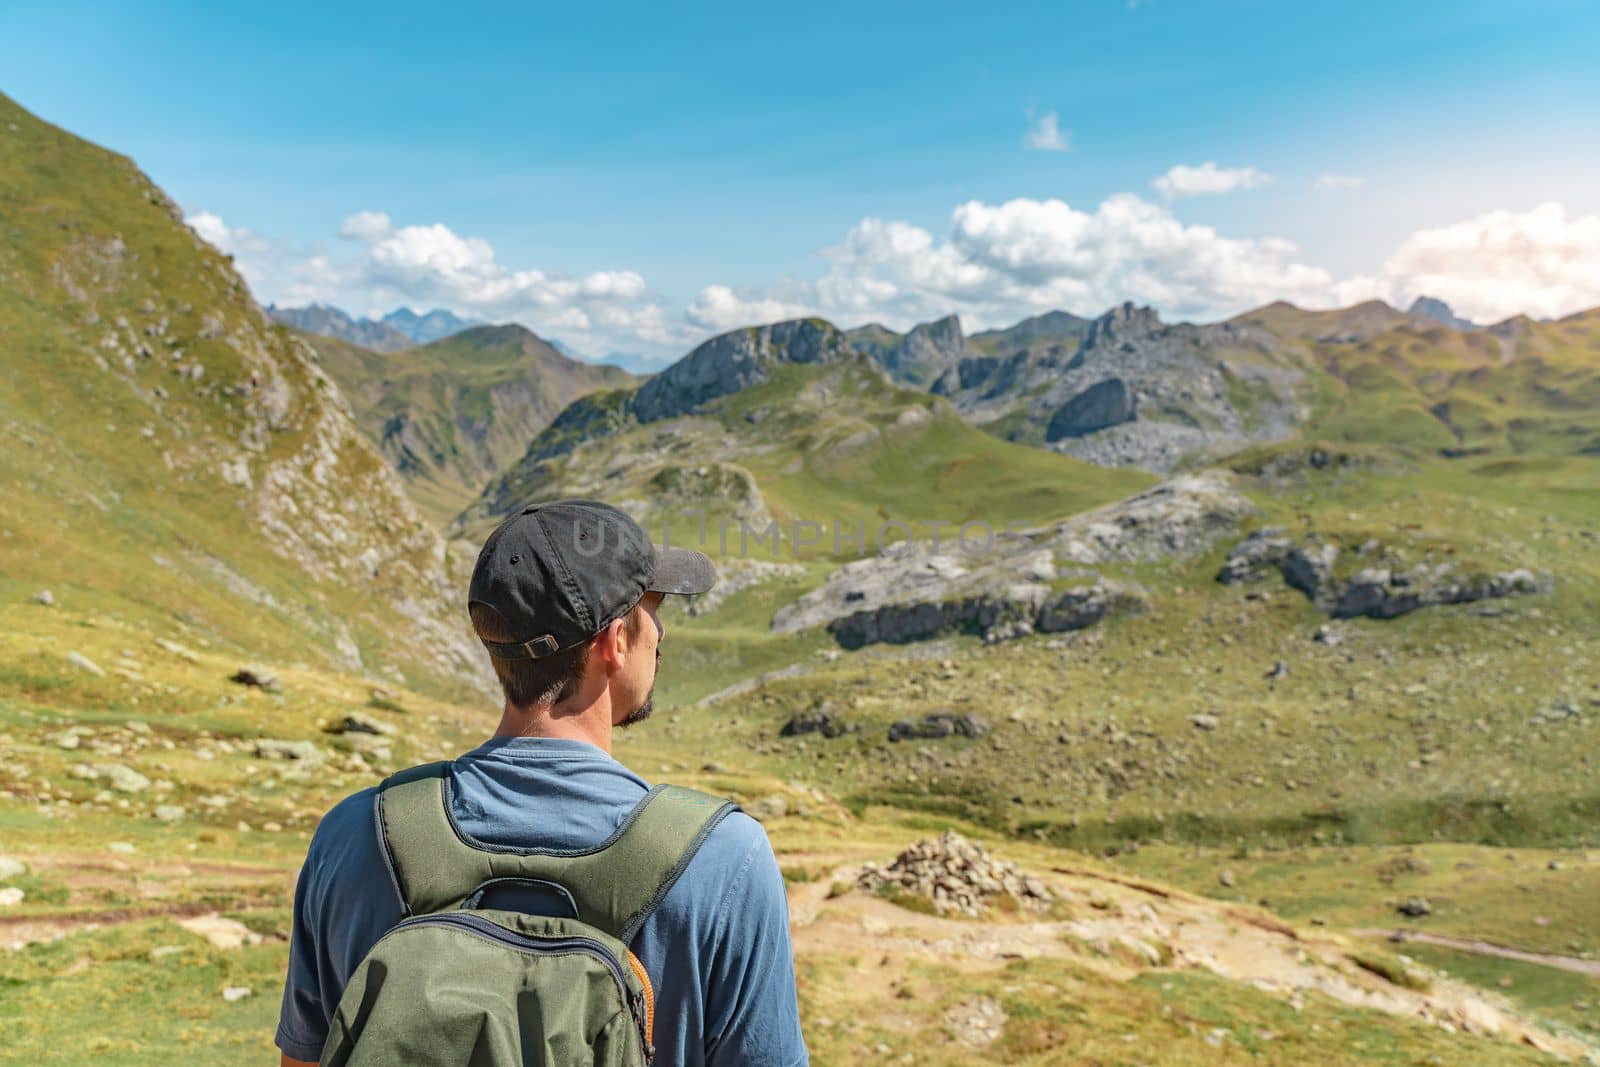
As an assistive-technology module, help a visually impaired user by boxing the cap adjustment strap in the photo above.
[479,634,561,660]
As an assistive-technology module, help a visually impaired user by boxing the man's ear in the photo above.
[592,617,628,670]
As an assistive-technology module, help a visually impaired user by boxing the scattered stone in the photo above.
[746,795,790,822]
[254,739,323,764]
[108,842,137,855]
[1219,869,1237,888]
[780,707,855,739]
[1266,661,1289,681]
[53,731,82,750]
[231,666,280,690]
[153,805,186,822]
[101,763,151,793]
[887,712,989,742]
[67,651,106,677]
[177,914,262,950]
[1398,896,1433,918]
[323,712,395,736]
[31,590,54,606]
[0,857,27,881]
[858,831,1052,917]
[222,986,253,1002]
[942,996,1007,1048]
[1190,714,1220,731]
[1312,623,1342,645]
[0,887,24,907]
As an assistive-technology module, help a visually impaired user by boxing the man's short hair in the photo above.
[470,600,642,708]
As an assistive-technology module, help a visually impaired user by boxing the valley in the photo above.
[1,89,1598,1065]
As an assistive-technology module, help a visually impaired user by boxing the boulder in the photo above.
[1281,541,1339,600]
[888,712,988,742]
[324,712,395,736]
[1045,377,1137,441]
[254,739,323,764]
[101,763,151,793]
[779,708,855,739]
[746,795,790,822]
[1217,527,1292,584]
[231,666,280,690]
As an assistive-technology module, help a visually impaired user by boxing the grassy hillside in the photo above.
[0,92,482,699]
[1233,303,1600,458]
[463,353,1152,551]
[307,324,634,522]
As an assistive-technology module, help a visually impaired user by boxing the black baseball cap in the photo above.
[469,500,716,660]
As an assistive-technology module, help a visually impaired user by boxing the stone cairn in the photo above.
[857,831,1053,917]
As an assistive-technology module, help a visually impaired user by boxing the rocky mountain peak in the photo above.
[631,317,853,422]
[1084,302,1164,349]
[1407,295,1479,331]
[907,314,964,350]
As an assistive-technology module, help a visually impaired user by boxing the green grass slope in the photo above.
[1232,303,1600,458]
[0,92,482,698]
[460,353,1153,554]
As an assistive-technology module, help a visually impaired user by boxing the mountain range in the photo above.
[265,303,480,351]
[5,91,1600,1067]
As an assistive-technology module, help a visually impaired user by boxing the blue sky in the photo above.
[4,0,1598,364]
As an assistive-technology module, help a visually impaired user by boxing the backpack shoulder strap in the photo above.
[375,761,738,942]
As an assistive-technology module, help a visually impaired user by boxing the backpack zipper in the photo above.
[388,912,654,1063]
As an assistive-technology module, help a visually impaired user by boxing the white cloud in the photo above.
[1312,172,1364,192]
[799,194,1338,329]
[1334,202,1600,323]
[1153,162,1271,199]
[1023,111,1070,152]
[338,210,393,240]
[186,207,682,361]
[686,285,816,332]
[191,195,1600,370]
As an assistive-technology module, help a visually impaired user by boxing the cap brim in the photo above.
[649,545,717,595]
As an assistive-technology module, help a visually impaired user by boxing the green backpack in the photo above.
[319,761,738,1067]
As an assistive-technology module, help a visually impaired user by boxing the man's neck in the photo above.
[493,700,613,753]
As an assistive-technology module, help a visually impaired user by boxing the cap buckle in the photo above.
[521,634,560,658]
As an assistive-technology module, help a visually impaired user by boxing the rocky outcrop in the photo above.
[1049,470,1258,564]
[1329,566,1546,619]
[631,318,854,422]
[772,470,1251,644]
[1218,530,1551,618]
[887,712,989,742]
[1045,377,1138,441]
[827,578,1147,648]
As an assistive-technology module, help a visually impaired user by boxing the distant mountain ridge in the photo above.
[299,323,635,523]
[459,315,1147,543]
[266,302,480,351]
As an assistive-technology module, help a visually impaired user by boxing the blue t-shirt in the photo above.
[275,737,808,1066]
